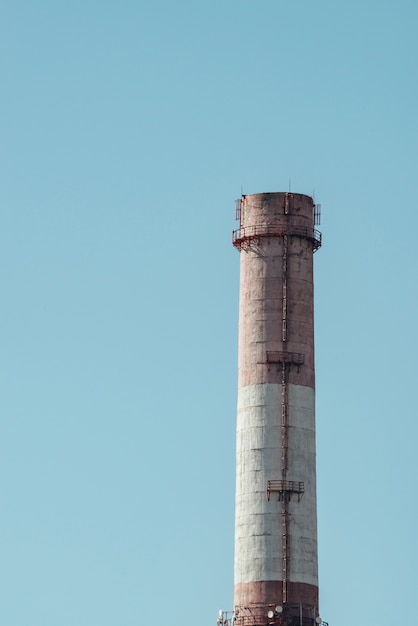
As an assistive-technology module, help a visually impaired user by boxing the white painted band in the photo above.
[234,383,318,587]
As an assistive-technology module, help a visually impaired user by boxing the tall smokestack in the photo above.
[231,192,322,626]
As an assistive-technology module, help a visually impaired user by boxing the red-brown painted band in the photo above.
[234,580,318,622]
[237,193,316,389]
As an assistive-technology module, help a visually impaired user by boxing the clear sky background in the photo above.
[1,1,417,625]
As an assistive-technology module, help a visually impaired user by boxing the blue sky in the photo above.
[1,1,417,625]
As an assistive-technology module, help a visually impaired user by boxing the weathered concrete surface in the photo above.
[235,383,317,586]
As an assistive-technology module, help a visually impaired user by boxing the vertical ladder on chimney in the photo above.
[281,193,290,603]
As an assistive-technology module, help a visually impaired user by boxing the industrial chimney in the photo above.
[226,192,325,626]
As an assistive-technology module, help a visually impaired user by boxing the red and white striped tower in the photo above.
[232,192,322,626]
